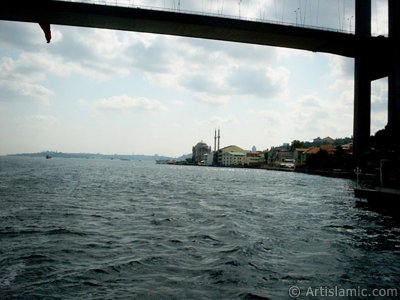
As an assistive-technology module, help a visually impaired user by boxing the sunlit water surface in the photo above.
[1,157,399,299]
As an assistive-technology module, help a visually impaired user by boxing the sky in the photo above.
[0,0,390,157]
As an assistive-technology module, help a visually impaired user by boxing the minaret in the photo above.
[217,128,220,151]
[214,129,217,152]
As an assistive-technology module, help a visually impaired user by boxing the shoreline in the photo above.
[293,168,356,179]
[262,166,356,179]
[173,162,358,180]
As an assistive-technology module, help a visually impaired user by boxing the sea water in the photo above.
[1,156,399,299]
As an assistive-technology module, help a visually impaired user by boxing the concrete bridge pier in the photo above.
[353,56,371,166]
[353,0,371,165]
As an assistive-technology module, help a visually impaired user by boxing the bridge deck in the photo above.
[0,0,392,79]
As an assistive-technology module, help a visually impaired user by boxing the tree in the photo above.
[306,150,331,169]
[290,140,305,151]
[335,145,344,157]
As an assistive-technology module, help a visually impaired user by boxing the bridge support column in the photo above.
[353,0,371,165]
[354,57,371,165]
[388,0,400,129]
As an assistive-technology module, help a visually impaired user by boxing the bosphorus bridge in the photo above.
[1,0,399,165]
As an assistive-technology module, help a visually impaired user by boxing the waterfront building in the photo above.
[301,144,336,165]
[192,141,211,165]
[245,151,265,167]
[266,145,294,167]
[341,143,353,154]
[222,151,246,166]
[218,145,247,166]
[203,152,216,166]
[293,148,309,167]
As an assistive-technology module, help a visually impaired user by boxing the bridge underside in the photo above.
[0,0,391,80]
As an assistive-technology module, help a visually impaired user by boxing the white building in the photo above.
[221,151,246,166]
[218,145,246,166]
[217,145,265,167]
[203,152,215,166]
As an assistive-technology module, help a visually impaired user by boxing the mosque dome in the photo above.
[194,141,208,148]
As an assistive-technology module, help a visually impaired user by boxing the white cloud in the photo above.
[1,52,78,79]
[328,56,354,90]
[288,92,353,140]
[0,26,138,105]
[49,28,133,79]
[372,0,388,36]
[141,37,286,103]
[94,94,167,113]
[371,77,388,133]
[227,66,289,98]
[1,23,134,79]
[0,22,44,50]
[1,19,286,106]
[0,78,53,104]
[0,54,56,104]
[372,77,388,112]
[327,55,389,135]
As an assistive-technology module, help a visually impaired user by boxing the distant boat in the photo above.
[46,155,52,159]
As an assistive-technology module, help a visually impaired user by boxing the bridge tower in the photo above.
[353,0,400,165]
[353,0,371,165]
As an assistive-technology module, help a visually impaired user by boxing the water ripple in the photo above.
[1,157,399,299]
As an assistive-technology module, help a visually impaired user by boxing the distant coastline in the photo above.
[6,151,183,162]
[4,152,359,180]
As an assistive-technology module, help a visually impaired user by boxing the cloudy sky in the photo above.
[0,0,389,157]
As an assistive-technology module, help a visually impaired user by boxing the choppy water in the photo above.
[1,156,399,299]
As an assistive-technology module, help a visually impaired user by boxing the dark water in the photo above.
[1,156,399,299]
